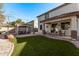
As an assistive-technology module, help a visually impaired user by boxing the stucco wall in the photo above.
[45,24,51,33]
[77,18,79,36]
[49,4,79,18]
[38,3,79,22]
[38,15,45,21]
[71,16,77,31]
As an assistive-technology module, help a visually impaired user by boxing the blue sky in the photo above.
[3,3,63,22]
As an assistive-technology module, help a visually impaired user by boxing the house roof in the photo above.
[40,11,79,23]
[37,3,70,17]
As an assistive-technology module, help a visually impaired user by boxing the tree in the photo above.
[16,19,22,24]
[15,19,26,25]
[9,21,16,27]
[0,3,5,26]
[0,3,3,10]
[9,19,26,27]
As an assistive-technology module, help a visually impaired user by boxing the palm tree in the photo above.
[0,3,3,9]
[0,14,5,24]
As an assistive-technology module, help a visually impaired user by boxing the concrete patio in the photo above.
[43,33,79,48]
[0,39,14,56]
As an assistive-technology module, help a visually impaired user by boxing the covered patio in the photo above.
[44,19,71,36]
[41,15,78,40]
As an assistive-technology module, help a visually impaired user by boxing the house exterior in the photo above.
[0,26,14,32]
[37,3,79,40]
[27,20,38,33]
[27,19,38,29]
[34,18,38,28]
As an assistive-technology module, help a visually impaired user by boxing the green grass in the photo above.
[12,35,79,56]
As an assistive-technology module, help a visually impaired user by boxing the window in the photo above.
[40,25,42,30]
[45,13,49,19]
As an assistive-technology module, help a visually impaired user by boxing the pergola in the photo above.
[15,24,33,35]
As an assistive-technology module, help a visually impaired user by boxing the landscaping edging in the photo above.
[8,43,14,56]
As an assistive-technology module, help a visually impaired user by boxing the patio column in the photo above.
[16,24,19,36]
[57,22,61,36]
[26,26,28,34]
[71,16,77,40]
[57,22,61,31]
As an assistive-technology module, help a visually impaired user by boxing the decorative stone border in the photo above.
[8,43,14,56]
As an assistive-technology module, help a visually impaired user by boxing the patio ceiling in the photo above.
[44,19,71,24]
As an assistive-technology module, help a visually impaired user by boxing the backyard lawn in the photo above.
[12,36,79,56]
